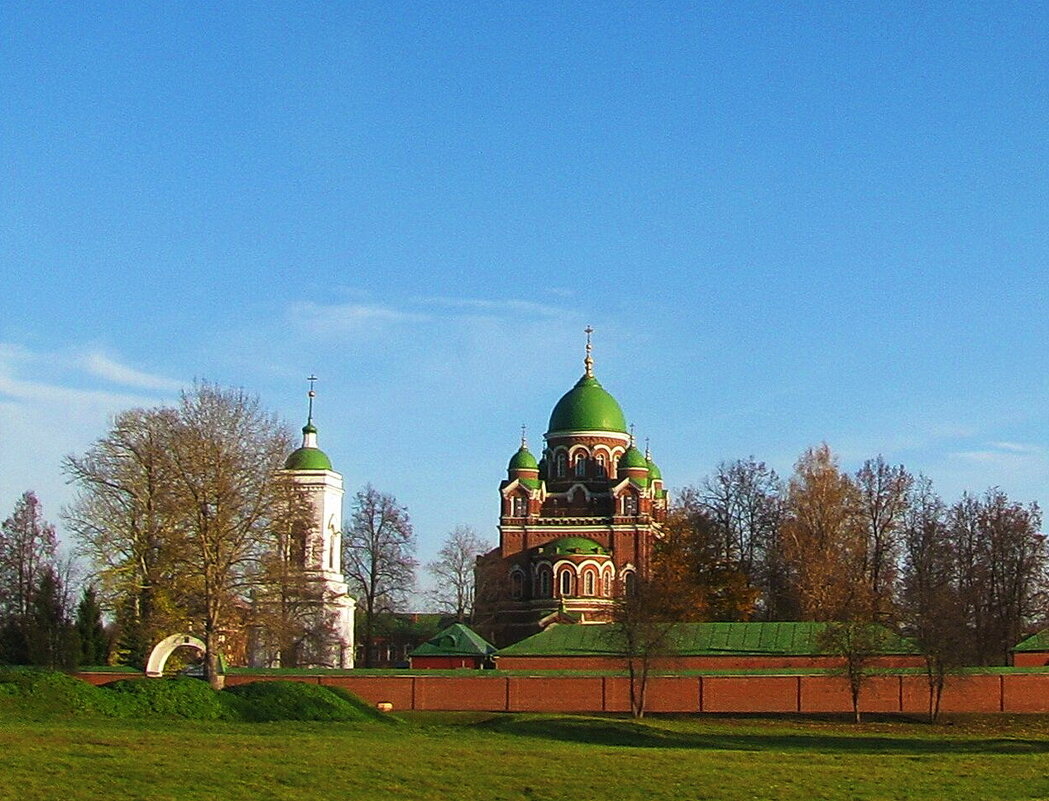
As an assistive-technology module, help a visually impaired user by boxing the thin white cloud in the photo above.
[988,441,1043,455]
[83,352,182,392]
[414,296,564,318]
[289,302,430,336]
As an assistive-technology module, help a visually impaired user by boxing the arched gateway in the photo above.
[145,633,207,677]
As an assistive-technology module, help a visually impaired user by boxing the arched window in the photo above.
[602,569,613,597]
[512,495,527,517]
[538,566,552,598]
[595,454,606,477]
[555,452,567,478]
[583,570,595,596]
[510,570,524,600]
[575,456,587,477]
[559,570,574,597]
[623,494,638,515]
[624,571,637,597]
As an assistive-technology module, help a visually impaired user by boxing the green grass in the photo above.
[2,705,1049,800]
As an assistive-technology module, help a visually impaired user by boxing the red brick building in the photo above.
[474,333,668,647]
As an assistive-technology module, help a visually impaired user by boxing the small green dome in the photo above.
[548,375,628,434]
[284,447,333,471]
[646,456,662,481]
[508,445,539,472]
[538,536,609,556]
[619,446,648,471]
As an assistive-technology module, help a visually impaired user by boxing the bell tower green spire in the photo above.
[284,374,333,471]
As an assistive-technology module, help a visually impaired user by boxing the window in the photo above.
[624,571,637,596]
[575,456,587,477]
[559,570,574,597]
[583,570,595,596]
[602,569,613,597]
[555,452,567,478]
[623,494,638,515]
[595,454,606,477]
[510,570,524,600]
[512,495,527,517]
[538,567,552,598]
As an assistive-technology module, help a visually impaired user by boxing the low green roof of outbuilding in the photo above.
[410,623,497,657]
[497,621,917,657]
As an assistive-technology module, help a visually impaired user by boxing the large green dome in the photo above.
[547,375,628,434]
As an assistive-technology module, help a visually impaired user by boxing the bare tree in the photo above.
[426,525,490,622]
[343,485,417,667]
[854,457,913,619]
[694,457,784,618]
[0,491,58,619]
[948,489,1046,665]
[817,620,890,723]
[899,476,964,721]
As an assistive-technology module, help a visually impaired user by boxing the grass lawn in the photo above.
[2,712,1049,801]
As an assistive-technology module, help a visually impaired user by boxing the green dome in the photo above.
[508,445,539,472]
[619,446,648,470]
[646,456,662,481]
[284,447,333,471]
[538,536,609,556]
[548,375,628,434]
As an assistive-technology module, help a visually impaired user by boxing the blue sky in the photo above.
[3,3,1049,591]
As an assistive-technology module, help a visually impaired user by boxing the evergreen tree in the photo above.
[75,585,109,667]
[25,567,78,670]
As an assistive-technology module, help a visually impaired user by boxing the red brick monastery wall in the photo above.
[79,671,1049,714]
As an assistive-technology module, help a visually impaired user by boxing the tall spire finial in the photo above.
[306,374,318,425]
[583,325,594,377]
[645,436,651,460]
[520,423,528,449]
[629,423,636,447]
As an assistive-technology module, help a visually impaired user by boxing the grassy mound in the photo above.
[102,677,235,720]
[0,667,117,716]
[223,680,394,723]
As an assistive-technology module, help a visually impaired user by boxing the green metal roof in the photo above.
[646,457,662,481]
[410,623,496,657]
[284,447,333,471]
[508,445,539,472]
[1013,629,1049,652]
[548,375,628,434]
[497,622,917,657]
[618,446,648,470]
[537,537,609,557]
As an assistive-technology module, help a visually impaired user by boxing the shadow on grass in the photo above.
[475,715,1049,755]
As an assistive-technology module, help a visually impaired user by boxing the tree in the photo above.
[899,477,964,721]
[343,486,417,668]
[854,457,913,619]
[779,445,868,621]
[66,383,296,687]
[64,407,192,666]
[608,573,680,719]
[24,567,79,671]
[817,620,890,723]
[426,526,490,622]
[0,491,58,620]
[165,383,295,687]
[75,585,110,667]
[692,457,784,618]
[948,489,1046,665]
[250,484,338,667]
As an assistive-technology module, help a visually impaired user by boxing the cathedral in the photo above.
[474,332,668,647]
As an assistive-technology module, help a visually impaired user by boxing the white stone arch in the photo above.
[145,633,207,678]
